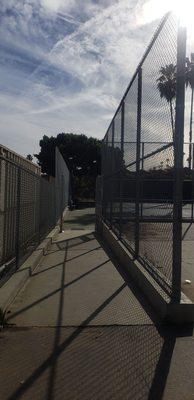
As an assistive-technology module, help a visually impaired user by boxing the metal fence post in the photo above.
[135,67,142,257]
[110,121,115,227]
[15,167,21,269]
[140,142,145,220]
[189,89,194,169]
[60,174,64,233]
[191,143,194,220]
[119,102,125,238]
[38,177,42,243]
[102,135,108,221]
[172,26,186,302]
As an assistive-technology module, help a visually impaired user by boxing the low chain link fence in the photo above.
[98,13,189,301]
[0,146,70,284]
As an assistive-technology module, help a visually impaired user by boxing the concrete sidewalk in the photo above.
[0,208,194,400]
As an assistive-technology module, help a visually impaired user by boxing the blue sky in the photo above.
[0,0,183,157]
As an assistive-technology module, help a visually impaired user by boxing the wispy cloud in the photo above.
[0,0,164,156]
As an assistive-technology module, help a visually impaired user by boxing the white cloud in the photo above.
[0,0,165,157]
[50,0,139,83]
[41,0,75,13]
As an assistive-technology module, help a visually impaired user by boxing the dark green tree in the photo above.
[26,154,33,161]
[35,133,102,200]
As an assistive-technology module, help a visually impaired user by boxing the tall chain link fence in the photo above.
[99,13,188,301]
[0,146,70,284]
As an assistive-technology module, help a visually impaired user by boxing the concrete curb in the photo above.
[0,206,70,315]
[99,221,194,323]
[0,226,59,314]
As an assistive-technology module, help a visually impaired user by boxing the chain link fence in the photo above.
[99,13,188,301]
[0,146,70,284]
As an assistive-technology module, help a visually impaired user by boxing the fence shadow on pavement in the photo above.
[1,232,193,400]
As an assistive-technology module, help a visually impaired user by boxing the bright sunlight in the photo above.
[142,0,194,35]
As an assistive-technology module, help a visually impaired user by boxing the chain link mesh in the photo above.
[100,13,185,297]
[0,146,70,282]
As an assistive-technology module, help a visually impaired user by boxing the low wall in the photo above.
[96,218,194,323]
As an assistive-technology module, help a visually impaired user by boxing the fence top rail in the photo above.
[0,153,43,179]
[103,11,172,143]
[0,144,41,175]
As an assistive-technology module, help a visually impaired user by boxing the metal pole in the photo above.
[189,89,194,169]
[38,177,42,243]
[68,172,72,208]
[141,142,145,220]
[135,67,142,258]
[15,167,21,269]
[172,26,186,302]
[119,101,125,239]
[191,143,194,219]
[60,174,64,233]
[110,121,115,228]
[102,135,108,221]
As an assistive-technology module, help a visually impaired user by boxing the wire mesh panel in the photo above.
[19,169,40,248]
[55,147,70,222]
[39,177,56,238]
[100,13,187,300]
[137,15,178,292]
[182,142,194,220]
[139,143,174,292]
[112,107,122,235]
[0,146,70,283]
[121,76,138,251]
[95,175,102,231]
[0,161,18,264]
[103,125,113,226]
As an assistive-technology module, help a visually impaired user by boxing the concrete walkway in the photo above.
[0,208,194,399]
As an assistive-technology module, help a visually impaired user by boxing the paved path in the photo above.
[0,208,194,399]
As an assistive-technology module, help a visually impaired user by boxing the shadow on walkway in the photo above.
[1,230,193,400]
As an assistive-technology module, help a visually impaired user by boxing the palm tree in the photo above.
[157,64,176,140]
[186,55,194,169]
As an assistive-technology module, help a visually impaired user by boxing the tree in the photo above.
[186,55,194,169]
[157,64,176,139]
[157,59,194,168]
[35,133,102,200]
[26,154,33,161]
